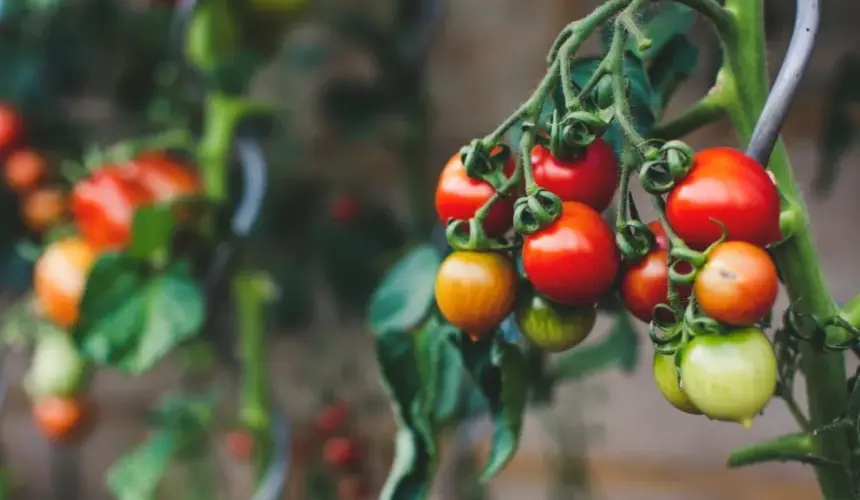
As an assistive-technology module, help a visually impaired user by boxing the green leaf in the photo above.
[368,245,442,335]
[551,310,640,381]
[128,205,176,260]
[600,3,695,60]
[815,54,860,196]
[457,333,528,482]
[647,35,700,113]
[106,430,177,500]
[74,255,204,374]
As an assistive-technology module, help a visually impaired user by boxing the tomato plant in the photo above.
[126,152,200,203]
[522,201,619,306]
[531,140,618,212]
[515,290,596,352]
[621,248,692,323]
[695,241,779,326]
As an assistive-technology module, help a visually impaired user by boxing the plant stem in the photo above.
[649,87,728,140]
[720,1,852,497]
[233,270,273,480]
[840,294,860,328]
[727,432,813,467]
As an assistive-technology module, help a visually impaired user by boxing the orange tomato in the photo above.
[3,149,46,193]
[434,251,517,341]
[694,241,779,326]
[34,238,98,328]
[22,187,65,232]
[33,396,87,442]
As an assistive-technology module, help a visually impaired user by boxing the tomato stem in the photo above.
[839,295,860,329]
[649,85,728,140]
[718,0,853,496]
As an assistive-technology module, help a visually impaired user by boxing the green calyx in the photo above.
[513,189,563,235]
[638,140,695,194]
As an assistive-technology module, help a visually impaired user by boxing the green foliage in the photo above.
[551,306,640,382]
[107,391,218,500]
[128,205,177,261]
[73,254,204,375]
[368,245,441,334]
[815,54,860,196]
[600,3,695,60]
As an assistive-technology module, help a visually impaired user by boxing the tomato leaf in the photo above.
[814,54,860,196]
[646,35,699,113]
[74,255,204,374]
[456,332,528,482]
[106,430,177,500]
[128,204,176,260]
[368,245,441,335]
[601,3,695,60]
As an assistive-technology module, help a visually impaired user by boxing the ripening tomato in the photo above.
[225,429,255,462]
[33,396,87,442]
[680,328,777,428]
[126,152,200,203]
[695,241,778,326]
[521,201,620,306]
[435,151,515,237]
[22,187,65,233]
[620,249,692,323]
[435,251,516,340]
[323,437,360,468]
[531,141,618,212]
[666,148,781,250]
[647,220,669,251]
[71,167,153,251]
[3,149,47,194]
[515,292,596,352]
[316,401,351,436]
[0,104,22,154]
[652,352,700,415]
[34,238,98,328]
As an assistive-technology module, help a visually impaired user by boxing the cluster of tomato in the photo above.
[434,137,783,427]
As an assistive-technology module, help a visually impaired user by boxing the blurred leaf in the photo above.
[368,245,441,335]
[815,54,860,196]
[456,332,527,482]
[647,35,699,112]
[74,255,204,374]
[129,205,176,260]
[551,310,640,381]
[601,3,695,59]
[107,430,177,500]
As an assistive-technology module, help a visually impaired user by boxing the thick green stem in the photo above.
[233,271,272,479]
[720,1,852,497]
[649,87,728,140]
[727,432,813,468]
[197,94,251,203]
[840,294,860,329]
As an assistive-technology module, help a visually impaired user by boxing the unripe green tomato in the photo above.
[185,0,238,72]
[652,351,701,415]
[680,327,777,428]
[24,331,88,400]
[515,293,596,352]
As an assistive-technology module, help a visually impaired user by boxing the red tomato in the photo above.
[695,241,778,326]
[620,249,692,323]
[666,148,781,250]
[435,151,515,237]
[3,149,46,193]
[648,220,669,251]
[522,201,620,306]
[530,140,618,212]
[71,167,154,251]
[323,436,360,468]
[316,401,351,435]
[0,104,22,153]
[126,152,200,203]
[225,429,255,462]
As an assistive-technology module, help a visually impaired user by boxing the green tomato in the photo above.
[24,331,88,400]
[680,327,777,428]
[515,293,596,352]
[652,351,701,415]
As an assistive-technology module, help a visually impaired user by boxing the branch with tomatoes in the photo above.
[369,0,860,499]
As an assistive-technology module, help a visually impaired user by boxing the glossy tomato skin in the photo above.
[0,105,22,153]
[3,149,47,194]
[680,328,777,428]
[22,187,65,233]
[515,292,596,352]
[71,168,153,251]
[522,201,620,306]
[34,238,98,328]
[621,249,692,323]
[127,152,200,203]
[695,241,778,326]
[435,152,515,237]
[531,140,618,212]
[33,396,87,443]
[666,148,781,250]
[652,352,700,415]
[435,251,516,340]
